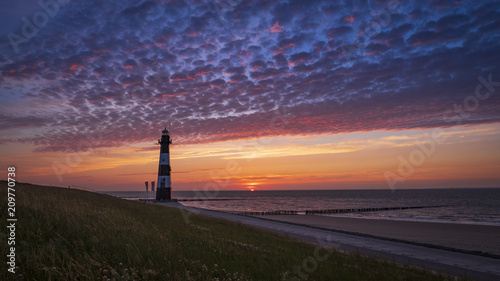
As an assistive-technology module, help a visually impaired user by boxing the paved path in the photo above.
[255,214,500,257]
[159,202,500,281]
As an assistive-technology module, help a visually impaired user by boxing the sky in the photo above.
[0,0,499,191]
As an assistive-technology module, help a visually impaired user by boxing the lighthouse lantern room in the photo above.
[156,128,172,200]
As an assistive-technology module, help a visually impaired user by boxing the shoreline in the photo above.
[167,201,500,257]
[164,202,500,280]
[147,199,500,226]
[7,182,500,280]
[252,214,500,257]
[322,213,500,227]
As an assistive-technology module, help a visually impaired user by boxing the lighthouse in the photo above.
[156,128,172,200]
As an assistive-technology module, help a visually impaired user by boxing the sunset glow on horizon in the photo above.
[2,123,499,191]
[1,0,499,191]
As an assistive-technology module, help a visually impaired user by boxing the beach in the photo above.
[5,182,500,280]
[14,182,494,281]
[163,202,500,280]
[254,215,500,257]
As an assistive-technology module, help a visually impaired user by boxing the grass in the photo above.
[0,181,471,281]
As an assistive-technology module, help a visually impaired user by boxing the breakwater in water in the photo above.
[110,189,500,226]
[236,205,447,216]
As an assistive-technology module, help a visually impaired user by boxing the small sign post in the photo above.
[145,181,149,202]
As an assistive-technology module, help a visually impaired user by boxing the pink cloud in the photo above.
[269,22,284,33]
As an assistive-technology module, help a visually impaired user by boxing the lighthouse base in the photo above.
[156,187,172,201]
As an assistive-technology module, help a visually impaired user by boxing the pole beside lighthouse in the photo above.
[156,128,172,200]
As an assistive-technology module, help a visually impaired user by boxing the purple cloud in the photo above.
[0,0,499,152]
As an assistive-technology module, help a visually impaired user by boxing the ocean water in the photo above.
[103,188,500,226]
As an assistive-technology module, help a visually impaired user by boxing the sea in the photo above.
[102,188,500,226]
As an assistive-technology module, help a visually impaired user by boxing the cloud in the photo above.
[0,114,52,130]
[269,22,284,33]
[0,0,499,153]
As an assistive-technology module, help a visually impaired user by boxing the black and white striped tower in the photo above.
[156,128,172,200]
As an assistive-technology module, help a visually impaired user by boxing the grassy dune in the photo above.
[0,181,469,281]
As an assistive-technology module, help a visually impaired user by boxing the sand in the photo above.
[253,215,500,256]
[161,202,500,280]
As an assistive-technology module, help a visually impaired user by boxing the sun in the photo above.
[245,183,257,192]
